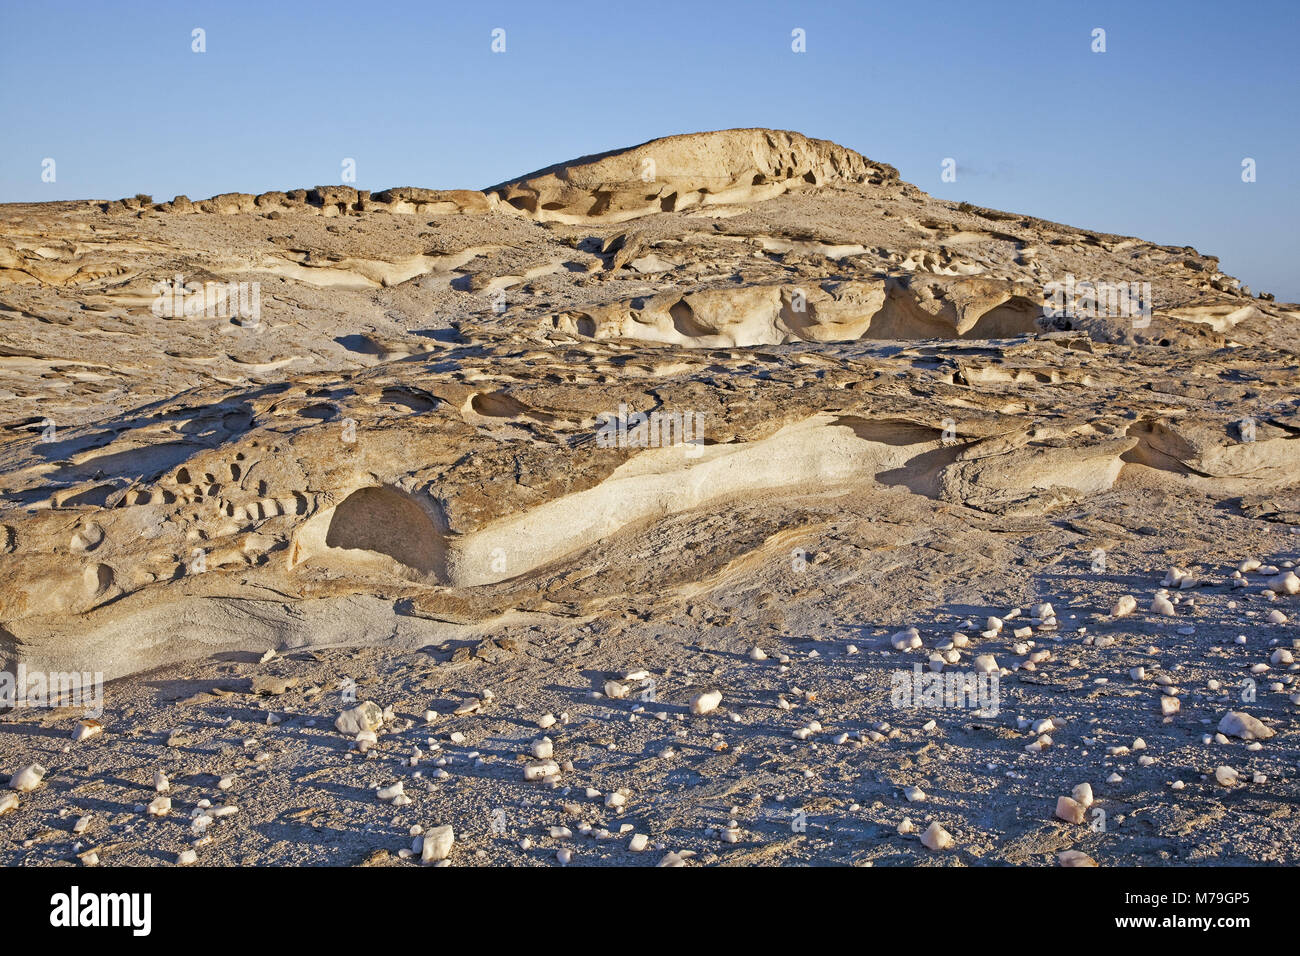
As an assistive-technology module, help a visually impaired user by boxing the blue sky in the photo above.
[2,0,1297,299]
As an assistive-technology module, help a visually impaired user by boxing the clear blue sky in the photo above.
[3,0,1297,300]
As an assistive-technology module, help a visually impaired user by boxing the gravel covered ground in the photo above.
[3,484,1296,867]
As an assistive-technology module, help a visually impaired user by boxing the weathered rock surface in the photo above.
[0,127,1296,775]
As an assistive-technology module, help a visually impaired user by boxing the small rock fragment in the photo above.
[1111,595,1137,618]
[690,690,723,715]
[335,700,383,735]
[422,825,454,863]
[524,759,560,781]
[1055,796,1086,824]
[891,628,922,650]
[920,821,954,850]
[73,720,103,742]
[1218,711,1274,741]
[8,765,45,792]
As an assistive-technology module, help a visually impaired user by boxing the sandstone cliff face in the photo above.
[0,128,1296,682]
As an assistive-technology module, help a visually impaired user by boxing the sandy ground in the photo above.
[3,482,1296,867]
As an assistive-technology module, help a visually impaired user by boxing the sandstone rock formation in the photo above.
[0,128,1296,685]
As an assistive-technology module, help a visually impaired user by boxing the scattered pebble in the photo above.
[690,690,723,715]
[919,821,954,850]
[8,765,45,792]
[1055,796,1086,824]
[1111,595,1137,618]
[1218,711,1274,740]
[335,701,383,735]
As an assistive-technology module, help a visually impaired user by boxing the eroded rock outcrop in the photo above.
[0,128,1296,679]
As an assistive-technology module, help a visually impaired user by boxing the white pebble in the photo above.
[422,825,454,863]
[690,690,723,715]
[920,821,954,850]
[8,764,45,792]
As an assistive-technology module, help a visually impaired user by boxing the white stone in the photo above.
[1055,796,1086,824]
[422,825,454,863]
[73,720,103,742]
[690,689,723,715]
[920,821,953,850]
[1267,571,1300,595]
[524,759,560,781]
[335,700,383,735]
[1218,711,1274,741]
[891,627,922,650]
[8,764,45,792]
[1111,595,1137,618]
